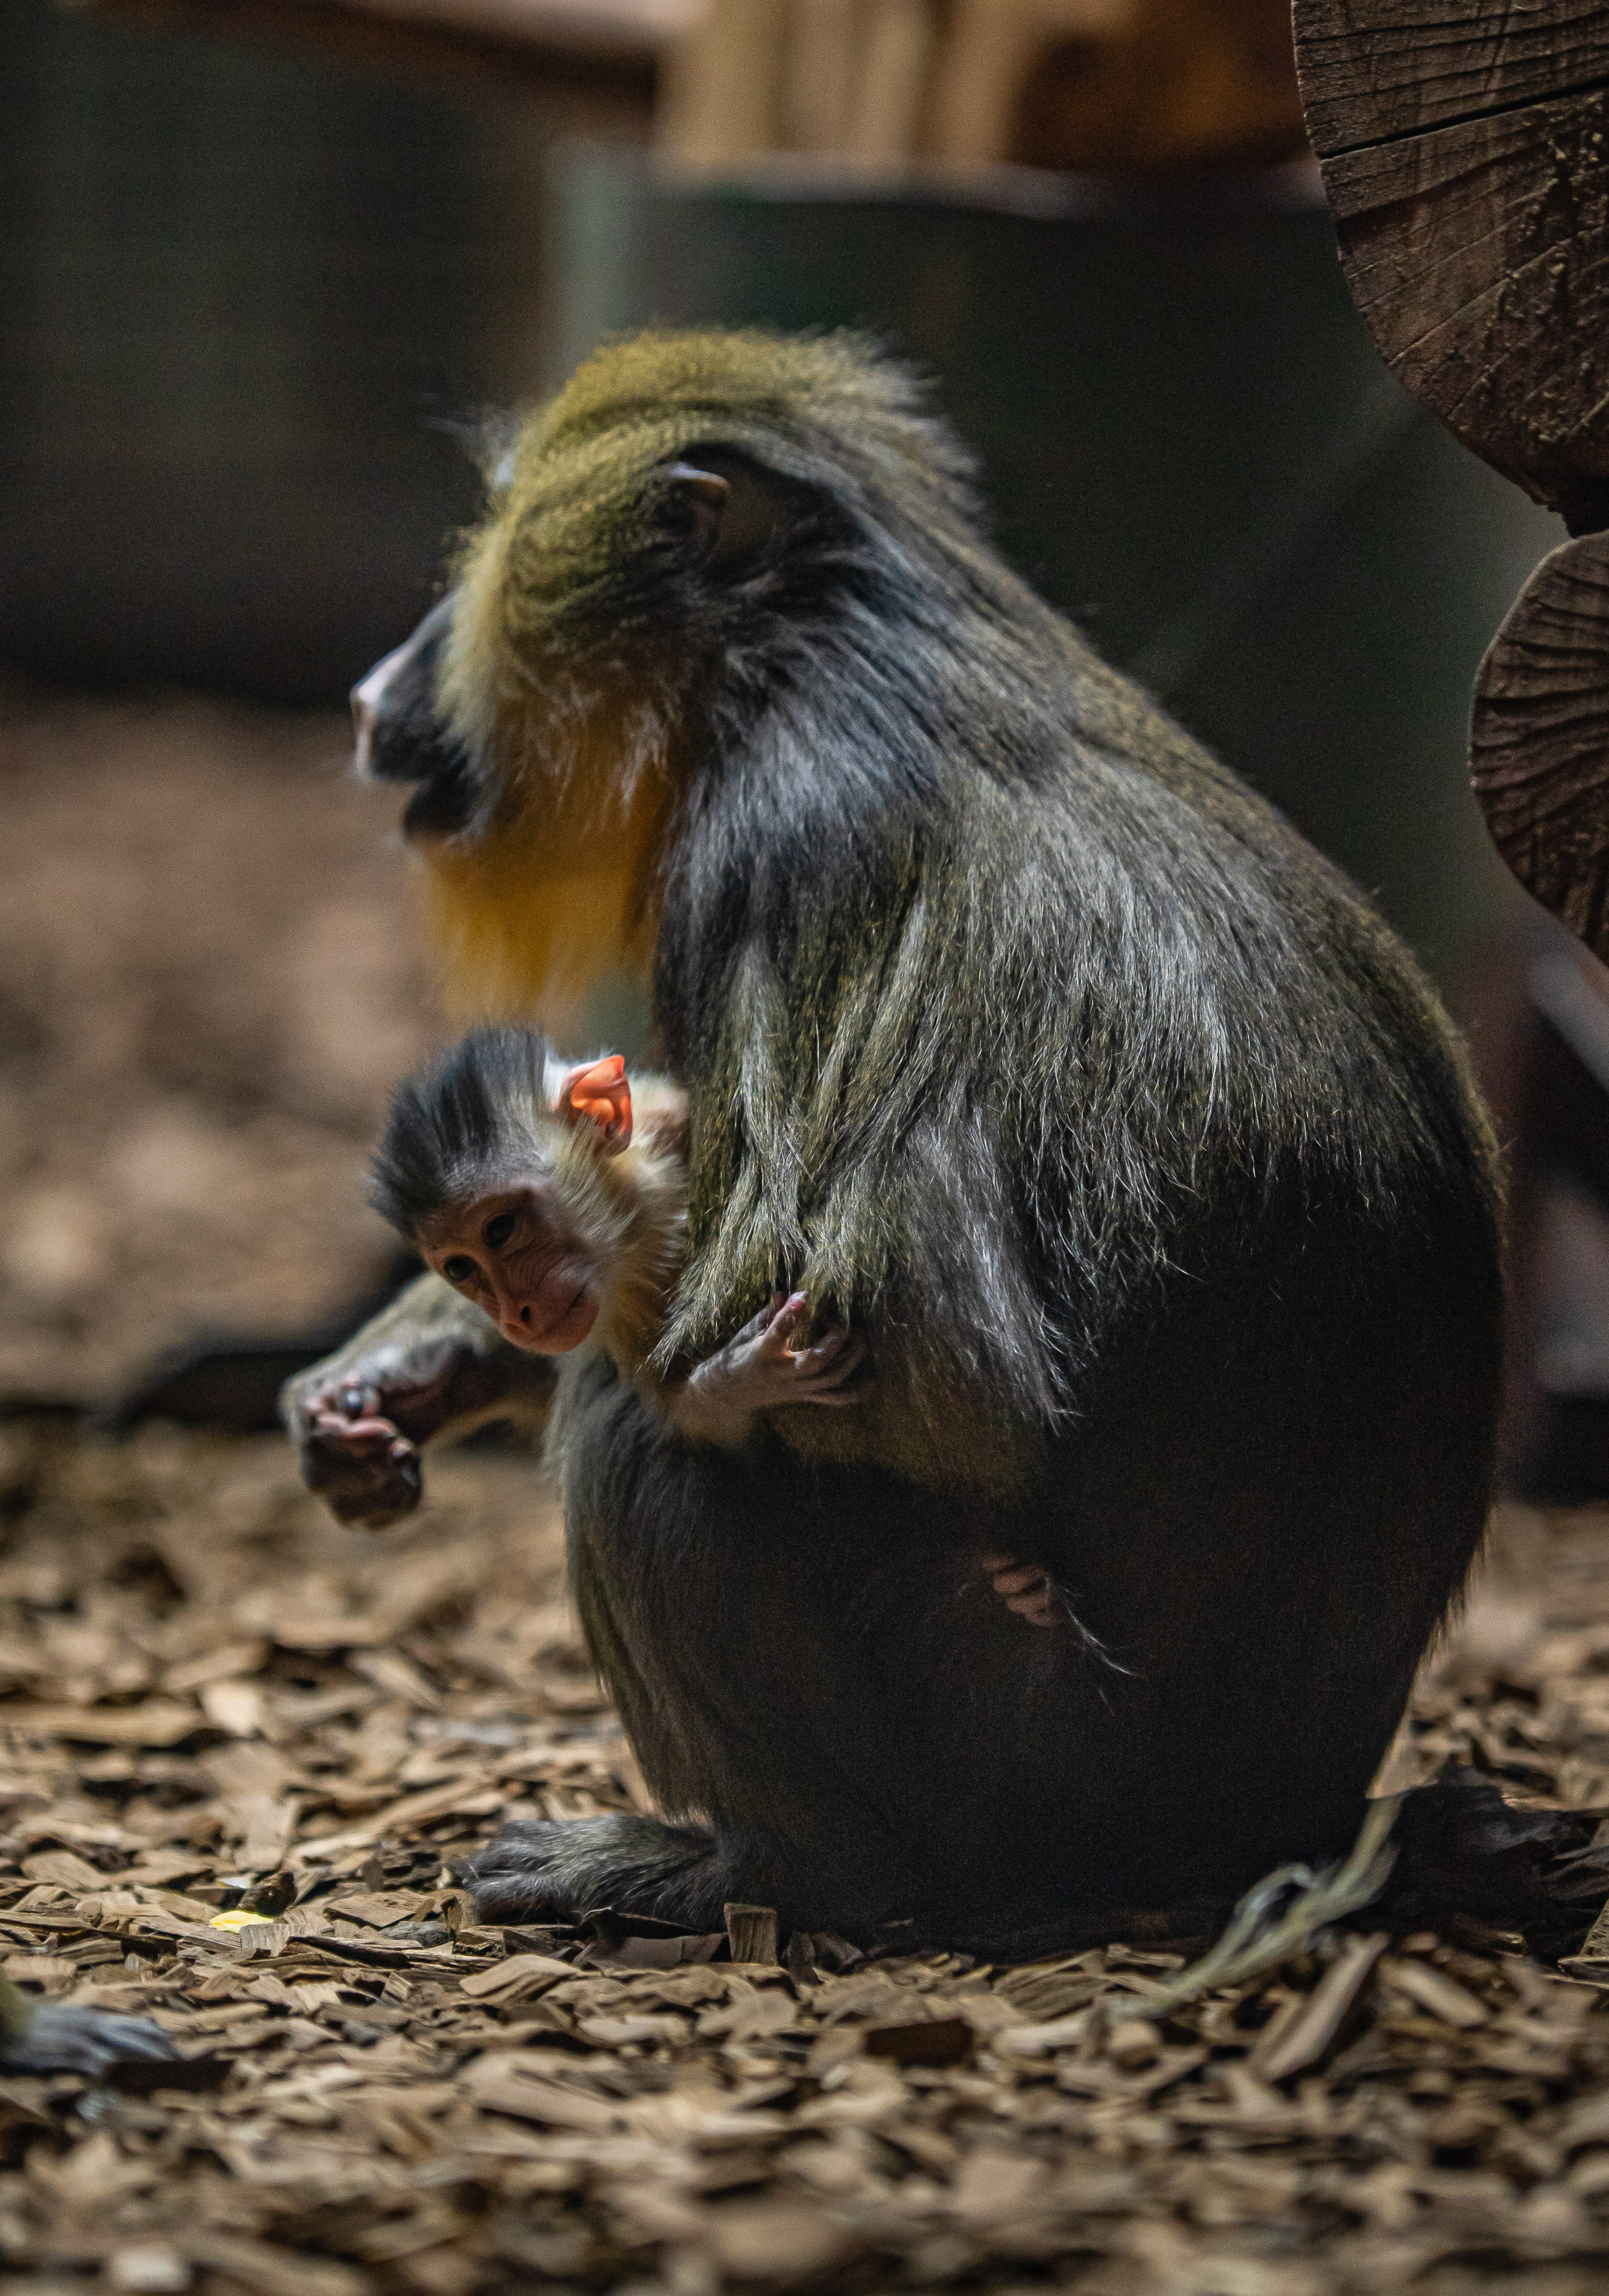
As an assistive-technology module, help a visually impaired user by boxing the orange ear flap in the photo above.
[555,1055,632,1154]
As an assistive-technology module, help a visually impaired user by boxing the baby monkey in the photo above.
[363,1026,865,1453]
[339,1029,1062,1625]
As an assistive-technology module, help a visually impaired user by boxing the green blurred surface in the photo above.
[0,0,635,702]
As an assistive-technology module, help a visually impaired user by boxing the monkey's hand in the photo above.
[283,1271,557,1530]
[298,1391,424,1532]
[670,1292,867,1447]
[979,1551,1067,1629]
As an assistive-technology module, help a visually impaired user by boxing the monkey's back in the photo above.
[651,649,1501,1915]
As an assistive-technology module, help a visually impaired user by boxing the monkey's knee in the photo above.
[462,1813,720,1927]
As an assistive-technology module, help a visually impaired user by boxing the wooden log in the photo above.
[1009,0,1308,175]
[926,0,1128,167]
[1471,531,1609,956]
[723,1901,779,1963]
[656,0,788,160]
[1293,1,1609,530]
[844,0,933,162]
[780,0,858,152]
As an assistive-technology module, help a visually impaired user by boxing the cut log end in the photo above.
[1293,1,1609,521]
[1471,531,1609,956]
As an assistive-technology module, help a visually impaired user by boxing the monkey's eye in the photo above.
[443,1255,476,1283]
[483,1211,517,1248]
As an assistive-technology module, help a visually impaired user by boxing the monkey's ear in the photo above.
[555,1055,633,1155]
[662,463,732,559]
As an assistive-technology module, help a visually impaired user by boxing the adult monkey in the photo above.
[287,331,1501,1943]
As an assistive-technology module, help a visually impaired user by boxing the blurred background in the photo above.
[1,0,1603,1491]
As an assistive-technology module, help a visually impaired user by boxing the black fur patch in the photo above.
[369,1025,554,1238]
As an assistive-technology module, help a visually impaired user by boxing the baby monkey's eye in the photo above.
[443,1254,476,1282]
[483,1212,517,1248]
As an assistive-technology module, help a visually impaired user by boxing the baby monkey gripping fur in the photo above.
[369,1025,869,1451]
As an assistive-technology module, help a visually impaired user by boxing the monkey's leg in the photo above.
[470,1362,936,1937]
[0,1971,178,2075]
[282,1271,555,1527]
[462,1814,744,1929]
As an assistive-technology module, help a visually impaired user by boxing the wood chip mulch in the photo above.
[4,1416,1609,2296]
[0,679,430,1410]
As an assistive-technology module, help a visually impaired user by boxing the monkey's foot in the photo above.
[979,1551,1066,1627]
[463,1813,728,1930]
[1,2001,179,2076]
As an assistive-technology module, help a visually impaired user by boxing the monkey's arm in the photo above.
[652,1292,865,1449]
[282,1271,556,1528]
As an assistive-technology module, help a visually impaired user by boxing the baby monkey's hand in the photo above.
[694,1292,867,1412]
[671,1293,867,1446]
[302,1383,424,1531]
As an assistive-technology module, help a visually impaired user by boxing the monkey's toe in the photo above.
[3,2002,179,2076]
[979,1553,1065,1629]
[462,1821,590,1924]
[464,1812,726,1928]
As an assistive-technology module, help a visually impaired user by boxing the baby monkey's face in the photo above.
[418,1179,602,1353]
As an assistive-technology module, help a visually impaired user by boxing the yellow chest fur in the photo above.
[418,717,676,1032]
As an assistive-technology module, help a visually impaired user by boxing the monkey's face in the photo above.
[418,1184,603,1354]
[349,330,977,1020]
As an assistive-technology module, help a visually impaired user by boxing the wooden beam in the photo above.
[57,0,689,92]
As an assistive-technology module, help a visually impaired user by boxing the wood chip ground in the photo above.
[1,1419,1608,2294]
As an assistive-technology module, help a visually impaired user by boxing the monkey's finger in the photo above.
[1006,1587,1063,1627]
[792,1330,865,1375]
[991,1564,1047,1597]
[302,1427,424,1528]
[791,1352,868,1396]
[314,1412,400,1445]
[756,1292,810,1356]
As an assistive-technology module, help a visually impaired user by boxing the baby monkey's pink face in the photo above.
[419,1184,603,1354]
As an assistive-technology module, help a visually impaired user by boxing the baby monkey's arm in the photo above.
[660,1291,866,1449]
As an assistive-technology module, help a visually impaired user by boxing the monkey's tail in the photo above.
[1141,1794,1401,2015]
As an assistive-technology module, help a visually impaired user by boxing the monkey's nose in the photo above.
[350,680,379,778]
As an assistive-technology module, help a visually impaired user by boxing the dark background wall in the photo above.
[0,0,1564,986]
[0,0,649,701]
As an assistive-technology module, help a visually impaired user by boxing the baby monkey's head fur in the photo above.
[370,1027,581,1240]
[369,1026,686,1367]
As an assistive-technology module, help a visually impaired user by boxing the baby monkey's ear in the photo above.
[555,1055,633,1154]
